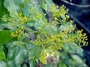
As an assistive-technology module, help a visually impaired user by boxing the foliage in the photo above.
[0,0,88,67]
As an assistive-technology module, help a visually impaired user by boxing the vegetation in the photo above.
[0,0,88,67]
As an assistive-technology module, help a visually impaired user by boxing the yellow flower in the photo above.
[11,32,16,37]
[2,15,7,22]
[54,17,58,21]
[66,15,70,19]
[36,12,42,19]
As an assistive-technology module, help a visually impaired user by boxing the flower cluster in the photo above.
[15,13,28,24]
[2,2,88,65]
[11,27,28,40]
[2,15,8,22]
[75,30,88,46]
[50,4,68,19]
[36,12,42,19]
[30,5,88,61]
[2,12,29,41]
[2,12,28,28]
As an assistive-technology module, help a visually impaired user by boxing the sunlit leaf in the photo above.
[39,51,47,64]
[0,30,12,46]
[0,46,6,60]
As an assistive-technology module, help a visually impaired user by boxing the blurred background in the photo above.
[53,0,90,66]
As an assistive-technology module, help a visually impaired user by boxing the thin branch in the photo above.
[61,0,90,8]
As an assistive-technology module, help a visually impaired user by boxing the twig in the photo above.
[61,0,90,8]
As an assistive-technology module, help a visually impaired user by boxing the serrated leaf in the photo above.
[0,30,12,46]
[4,0,25,13]
[4,0,19,12]
[6,42,27,67]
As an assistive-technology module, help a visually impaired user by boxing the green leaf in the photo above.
[71,54,88,67]
[0,46,6,60]
[42,0,47,11]
[43,0,53,12]
[23,38,42,59]
[0,30,12,46]
[0,51,6,60]
[0,60,6,67]
[29,59,36,67]
[0,0,8,16]
[64,43,83,56]
[4,0,19,12]
[4,0,25,13]
[39,51,47,64]
[0,0,8,24]
[22,38,36,50]
[71,54,83,63]
[57,62,67,67]
[23,3,30,16]
[6,42,27,67]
